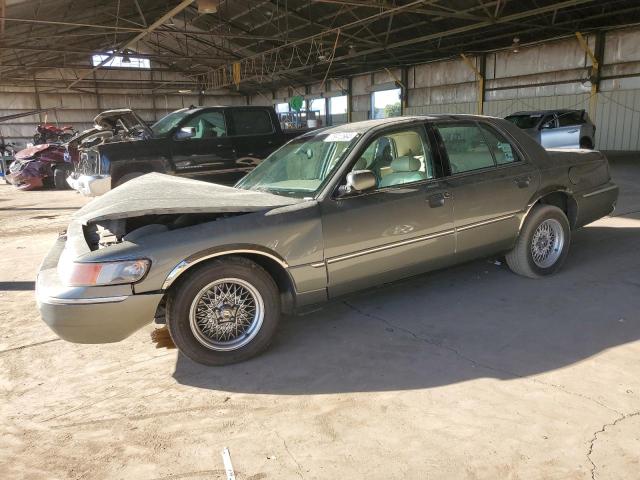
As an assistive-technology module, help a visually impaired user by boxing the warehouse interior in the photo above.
[2,0,640,150]
[2,1,640,479]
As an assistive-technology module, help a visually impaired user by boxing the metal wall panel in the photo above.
[405,102,476,115]
[595,89,640,150]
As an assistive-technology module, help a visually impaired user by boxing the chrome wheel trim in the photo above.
[189,278,264,351]
[530,218,565,268]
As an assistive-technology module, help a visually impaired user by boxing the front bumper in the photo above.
[36,235,163,344]
[67,173,112,197]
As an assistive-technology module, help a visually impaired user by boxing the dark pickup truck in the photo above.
[67,105,308,196]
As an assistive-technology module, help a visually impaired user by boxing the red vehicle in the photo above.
[33,124,77,145]
[6,143,75,190]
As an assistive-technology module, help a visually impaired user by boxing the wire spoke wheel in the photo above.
[189,278,264,351]
[530,218,565,268]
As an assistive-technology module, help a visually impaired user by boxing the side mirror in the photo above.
[345,170,376,194]
[175,126,196,140]
[541,122,554,130]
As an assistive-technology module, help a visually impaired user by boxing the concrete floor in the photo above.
[1,157,639,480]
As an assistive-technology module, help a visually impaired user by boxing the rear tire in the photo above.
[166,256,281,366]
[53,167,68,190]
[580,137,594,149]
[506,205,571,278]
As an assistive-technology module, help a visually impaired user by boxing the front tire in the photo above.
[580,137,594,149]
[166,257,281,366]
[53,167,68,190]
[506,205,571,278]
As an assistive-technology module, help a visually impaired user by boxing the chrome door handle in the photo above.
[567,129,579,133]
[428,192,450,208]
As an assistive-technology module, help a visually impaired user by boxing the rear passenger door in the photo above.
[229,108,280,164]
[432,121,539,260]
[554,111,583,148]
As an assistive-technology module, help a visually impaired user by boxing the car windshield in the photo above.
[505,114,542,129]
[151,109,190,137]
[236,130,361,198]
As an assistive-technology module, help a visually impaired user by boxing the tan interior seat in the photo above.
[379,156,426,187]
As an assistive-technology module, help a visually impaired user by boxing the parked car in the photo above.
[37,115,618,366]
[505,109,596,149]
[67,106,310,196]
[6,143,72,190]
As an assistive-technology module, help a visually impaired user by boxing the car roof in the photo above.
[302,114,503,136]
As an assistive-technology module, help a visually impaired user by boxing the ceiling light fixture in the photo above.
[178,89,192,94]
[122,50,131,63]
[511,37,520,53]
[197,0,219,14]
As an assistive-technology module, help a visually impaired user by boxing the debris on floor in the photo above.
[150,326,176,349]
[222,447,236,480]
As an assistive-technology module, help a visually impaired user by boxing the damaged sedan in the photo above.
[37,115,619,366]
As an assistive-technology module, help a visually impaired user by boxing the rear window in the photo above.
[230,109,274,135]
[505,114,541,129]
[557,111,585,127]
[435,123,495,174]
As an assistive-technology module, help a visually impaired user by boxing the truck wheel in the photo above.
[115,171,144,187]
[506,205,571,279]
[53,168,68,190]
[166,256,281,366]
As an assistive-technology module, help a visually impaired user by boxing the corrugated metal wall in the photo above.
[248,26,640,151]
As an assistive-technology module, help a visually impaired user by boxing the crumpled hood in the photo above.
[73,172,302,225]
[15,144,53,160]
[93,108,152,137]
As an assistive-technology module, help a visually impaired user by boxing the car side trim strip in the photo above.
[326,229,456,264]
[582,185,618,198]
[162,249,289,290]
[455,212,518,232]
[37,294,129,305]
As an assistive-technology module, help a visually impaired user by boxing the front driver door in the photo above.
[321,124,455,297]
[171,109,237,178]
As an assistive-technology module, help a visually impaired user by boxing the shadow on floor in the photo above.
[173,221,640,394]
[0,281,35,291]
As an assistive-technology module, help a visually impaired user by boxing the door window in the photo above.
[435,123,495,174]
[479,125,520,165]
[557,111,584,127]
[182,111,226,138]
[351,128,434,188]
[230,109,274,135]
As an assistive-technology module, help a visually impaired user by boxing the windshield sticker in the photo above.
[324,132,358,142]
